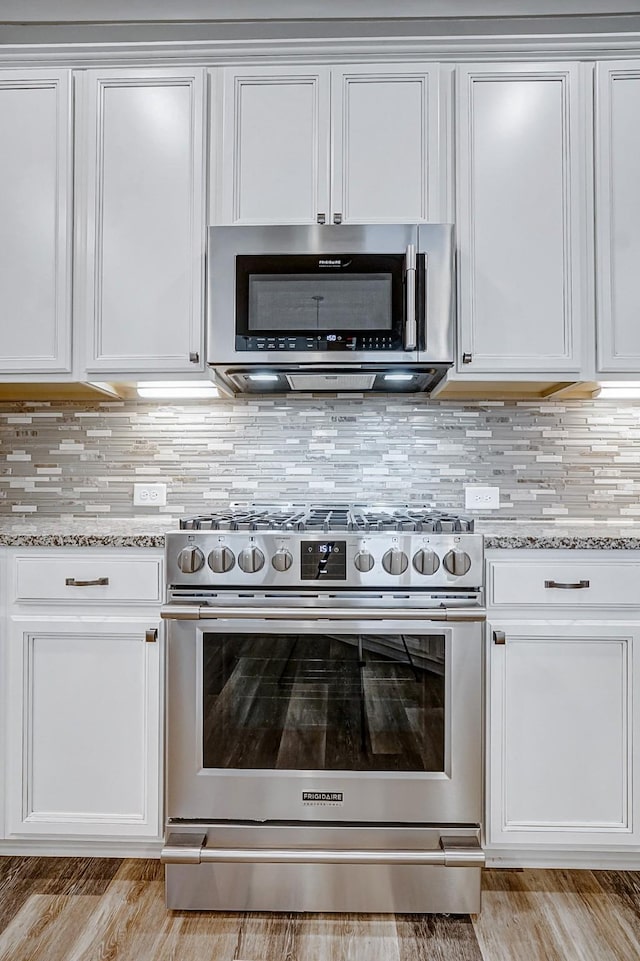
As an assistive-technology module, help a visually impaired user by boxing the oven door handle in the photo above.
[161,833,485,869]
[161,605,486,623]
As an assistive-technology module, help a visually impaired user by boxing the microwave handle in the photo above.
[404,243,417,350]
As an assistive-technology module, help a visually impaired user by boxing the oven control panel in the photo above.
[166,532,483,592]
[300,541,347,580]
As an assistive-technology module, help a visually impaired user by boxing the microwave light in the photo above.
[248,373,279,382]
[383,373,414,382]
[136,381,219,399]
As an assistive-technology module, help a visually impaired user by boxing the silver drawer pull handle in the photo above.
[160,605,486,623]
[145,628,158,643]
[544,579,590,590]
[493,630,506,645]
[65,577,110,587]
[161,834,484,869]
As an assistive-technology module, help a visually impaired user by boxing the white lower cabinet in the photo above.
[488,620,639,848]
[2,549,163,850]
[486,551,640,865]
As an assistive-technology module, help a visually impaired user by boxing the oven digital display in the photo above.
[300,541,347,580]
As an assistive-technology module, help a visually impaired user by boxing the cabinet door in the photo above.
[5,617,161,839]
[0,70,72,375]
[216,66,331,224]
[331,64,442,224]
[487,621,640,848]
[456,63,591,374]
[78,68,206,374]
[595,62,640,372]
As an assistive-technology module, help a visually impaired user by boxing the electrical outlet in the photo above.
[465,486,500,510]
[133,483,167,507]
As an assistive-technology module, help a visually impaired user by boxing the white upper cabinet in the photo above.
[331,65,442,224]
[0,70,73,375]
[595,62,640,373]
[216,66,331,224]
[77,68,207,374]
[214,63,443,225]
[455,63,592,375]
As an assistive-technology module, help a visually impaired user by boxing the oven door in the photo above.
[165,612,483,825]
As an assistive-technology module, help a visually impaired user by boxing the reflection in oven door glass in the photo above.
[202,632,445,772]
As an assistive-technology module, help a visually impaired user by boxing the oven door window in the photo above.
[202,631,445,772]
[235,254,405,339]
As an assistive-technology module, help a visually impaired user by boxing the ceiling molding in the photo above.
[2,32,640,68]
[3,1,640,24]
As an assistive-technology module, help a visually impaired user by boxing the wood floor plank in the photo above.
[292,913,403,961]
[592,868,640,946]
[0,857,121,939]
[233,911,298,961]
[473,868,640,961]
[395,914,483,961]
[2,857,640,961]
[165,913,246,961]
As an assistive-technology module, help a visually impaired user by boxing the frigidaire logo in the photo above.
[318,259,342,267]
[302,791,344,805]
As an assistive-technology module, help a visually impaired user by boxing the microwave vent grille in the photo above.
[285,373,377,391]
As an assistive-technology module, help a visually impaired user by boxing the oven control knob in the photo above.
[382,548,409,575]
[177,546,205,574]
[413,549,440,576]
[238,545,265,573]
[443,549,472,576]
[208,546,235,573]
[354,551,375,573]
[271,548,293,572]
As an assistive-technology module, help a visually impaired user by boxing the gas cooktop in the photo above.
[167,505,483,592]
[180,505,475,534]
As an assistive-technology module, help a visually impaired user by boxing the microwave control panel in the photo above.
[236,334,399,351]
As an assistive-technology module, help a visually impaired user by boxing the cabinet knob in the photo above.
[317,213,326,225]
[145,628,158,643]
[333,213,343,225]
[189,351,200,364]
[462,352,473,364]
[493,630,506,645]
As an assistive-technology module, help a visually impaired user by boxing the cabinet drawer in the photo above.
[15,555,162,604]
[489,559,639,608]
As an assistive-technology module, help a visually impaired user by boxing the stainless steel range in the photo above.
[161,505,486,914]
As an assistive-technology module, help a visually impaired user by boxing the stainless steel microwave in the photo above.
[207,224,454,394]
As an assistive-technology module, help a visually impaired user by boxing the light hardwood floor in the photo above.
[0,857,639,961]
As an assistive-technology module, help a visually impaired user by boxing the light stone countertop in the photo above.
[477,521,640,550]
[1,517,640,550]
[0,517,174,548]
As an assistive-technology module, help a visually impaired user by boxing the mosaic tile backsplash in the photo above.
[1,396,639,522]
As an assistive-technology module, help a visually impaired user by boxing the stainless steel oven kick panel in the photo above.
[161,606,486,622]
[162,833,485,869]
